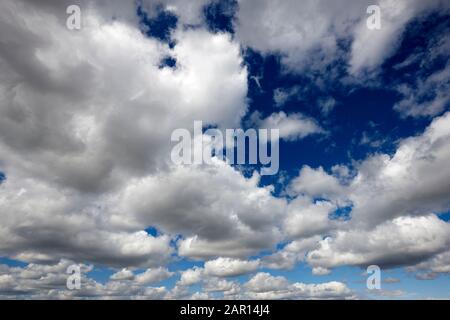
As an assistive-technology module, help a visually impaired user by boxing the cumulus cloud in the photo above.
[253,111,324,142]
[176,269,354,299]
[283,198,340,240]
[110,267,174,285]
[0,0,251,268]
[262,236,323,270]
[112,162,286,259]
[409,251,450,277]
[235,0,364,72]
[235,0,449,75]
[243,273,354,300]
[178,267,204,286]
[110,269,135,281]
[135,267,174,285]
[284,112,450,273]
[349,111,450,226]
[307,215,450,273]
[0,0,248,191]
[290,112,450,228]
[288,166,346,201]
[204,257,260,277]
[1,0,449,300]
[203,277,239,294]
[0,260,171,299]
[0,173,173,267]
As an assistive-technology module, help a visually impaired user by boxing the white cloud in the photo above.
[203,277,239,293]
[262,236,322,270]
[285,112,450,272]
[254,111,324,142]
[244,272,289,293]
[135,267,174,285]
[0,0,248,192]
[349,111,450,226]
[1,0,450,300]
[288,166,346,201]
[111,269,135,281]
[0,260,170,299]
[0,174,173,267]
[289,112,450,228]
[349,0,449,74]
[0,0,250,268]
[284,197,339,239]
[204,257,260,277]
[114,162,286,259]
[235,0,449,75]
[410,251,450,276]
[178,267,204,286]
[243,272,354,300]
[235,0,365,73]
[307,215,450,273]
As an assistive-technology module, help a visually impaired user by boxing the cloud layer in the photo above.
[0,0,449,299]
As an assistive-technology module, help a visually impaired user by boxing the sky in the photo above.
[0,0,450,300]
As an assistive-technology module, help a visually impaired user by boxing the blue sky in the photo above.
[0,0,450,300]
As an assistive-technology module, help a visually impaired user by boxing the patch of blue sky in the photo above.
[137,4,177,47]
[0,256,28,268]
[0,171,6,183]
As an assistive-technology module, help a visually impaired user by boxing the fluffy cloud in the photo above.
[1,261,354,300]
[283,112,450,273]
[1,0,449,300]
[235,0,449,75]
[111,267,173,284]
[0,260,170,299]
[409,251,450,277]
[110,269,135,281]
[283,198,339,240]
[349,111,450,227]
[290,112,450,228]
[0,0,251,268]
[204,257,260,277]
[0,173,173,267]
[114,161,286,259]
[177,269,354,299]
[235,0,364,72]
[288,166,346,201]
[243,273,354,300]
[253,111,324,142]
[349,0,435,74]
[203,277,239,294]
[178,267,204,286]
[0,0,248,190]
[262,236,323,270]
[307,215,450,273]
[135,267,174,285]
